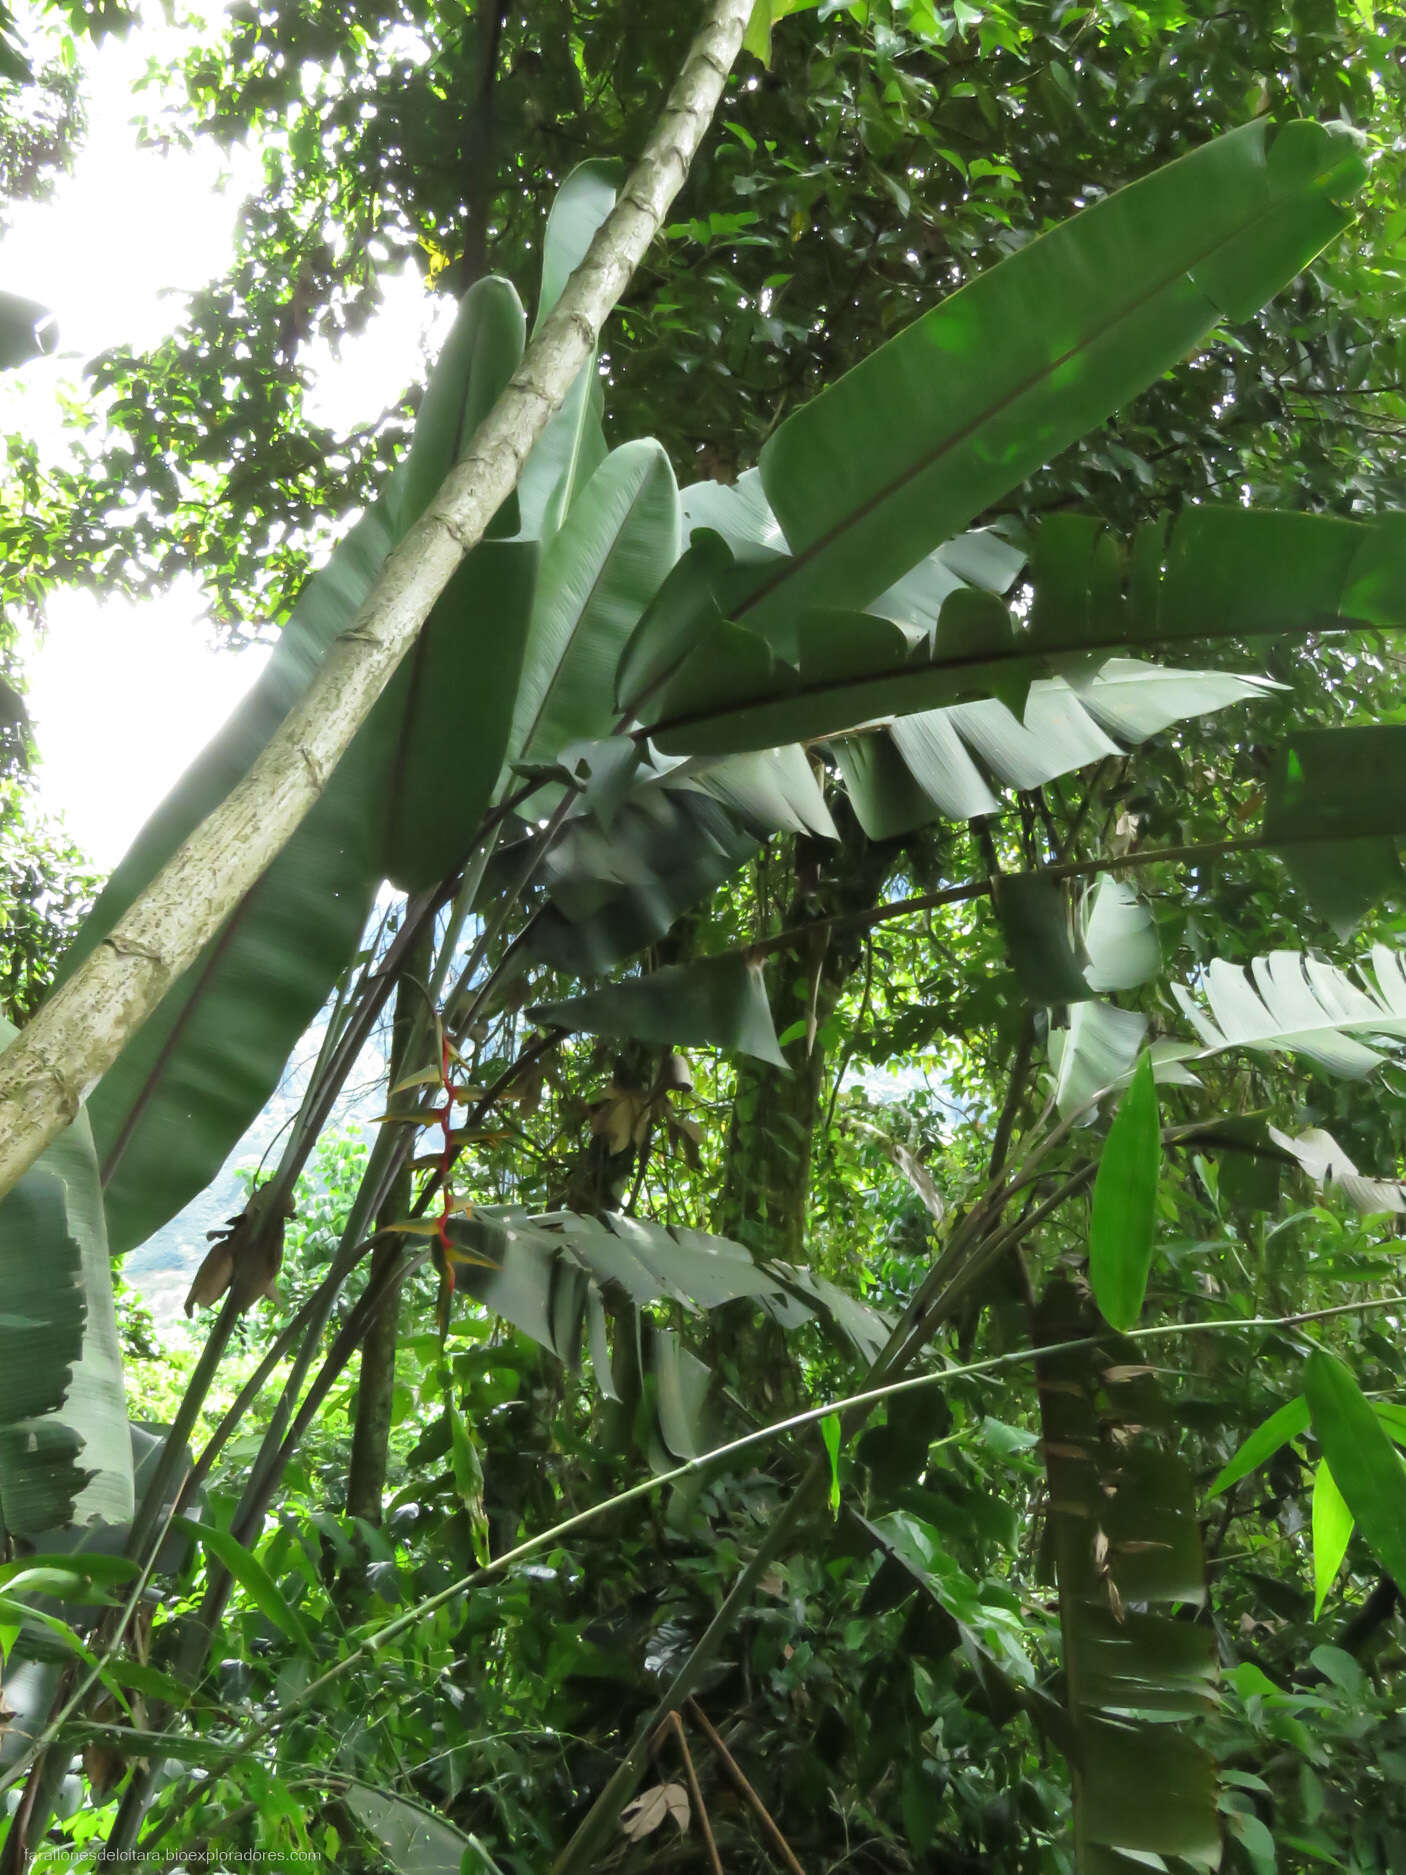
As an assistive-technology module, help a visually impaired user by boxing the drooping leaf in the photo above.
[1267,1125,1406,1215]
[1173,946,1406,1080]
[1304,1352,1406,1592]
[836,659,1273,840]
[1266,725,1406,934]
[1089,1053,1161,1331]
[178,1518,313,1655]
[0,1019,131,1534]
[1311,1460,1353,1618]
[1207,1396,1310,1499]
[501,781,760,977]
[530,954,787,1067]
[1048,1002,1149,1121]
[445,1206,886,1376]
[1081,878,1161,994]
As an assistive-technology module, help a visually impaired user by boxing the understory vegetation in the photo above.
[5,1,1406,1872]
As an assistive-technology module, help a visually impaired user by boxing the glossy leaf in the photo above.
[752,119,1364,628]
[510,440,680,772]
[1089,1053,1161,1331]
[1305,1352,1406,1592]
[1311,1460,1353,1618]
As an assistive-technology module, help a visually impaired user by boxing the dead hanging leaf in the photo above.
[589,1082,652,1154]
[665,1110,705,1169]
[620,1782,690,1841]
[184,1187,295,1317]
[660,1051,693,1092]
[846,1118,945,1222]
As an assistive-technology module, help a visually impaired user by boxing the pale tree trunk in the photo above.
[0,0,753,1201]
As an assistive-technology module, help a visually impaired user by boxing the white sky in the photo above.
[0,7,441,868]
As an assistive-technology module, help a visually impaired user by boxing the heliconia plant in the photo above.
[8,10,1406,1862]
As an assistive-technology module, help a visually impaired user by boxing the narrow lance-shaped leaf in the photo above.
[1304,1352,1406,1591]
[1207,1396,1311,1499]
[1311,1459,1354,1618]
[179,1517,313,1655]
[1089,1052,1161,1332]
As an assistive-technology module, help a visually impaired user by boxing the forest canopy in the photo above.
[3,2,1406,1873]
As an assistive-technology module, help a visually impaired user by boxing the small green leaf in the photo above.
[821,1415,842,1518]
[1207,1396,1310,1498]
[179,1518,313,1655]
[1310,1459,1353,1617]
[1304,1353,1406,1589]
[1089,1053,1161,1330]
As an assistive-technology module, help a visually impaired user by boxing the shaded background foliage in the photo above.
[5,1,1406,1873]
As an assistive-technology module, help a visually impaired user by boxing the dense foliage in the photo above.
[5,4,1406,1875]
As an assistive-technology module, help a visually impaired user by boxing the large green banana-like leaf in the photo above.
[67,279,532,1255]
[834,660,1275,839]
[0,1020,130,1533]
[530,954,787,1066]
[617,529,1291,761]
[1266,724,1406,935]
[444,1208,886,1461]
[509,439,680,772]
[515,160,620,540]
[751,119,1363,630]
[1174,946,1406,1079]
[1035,1279,1220,1873]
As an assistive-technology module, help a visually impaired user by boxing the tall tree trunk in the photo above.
[715,812,896,1264]
[0,0,755,1199]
